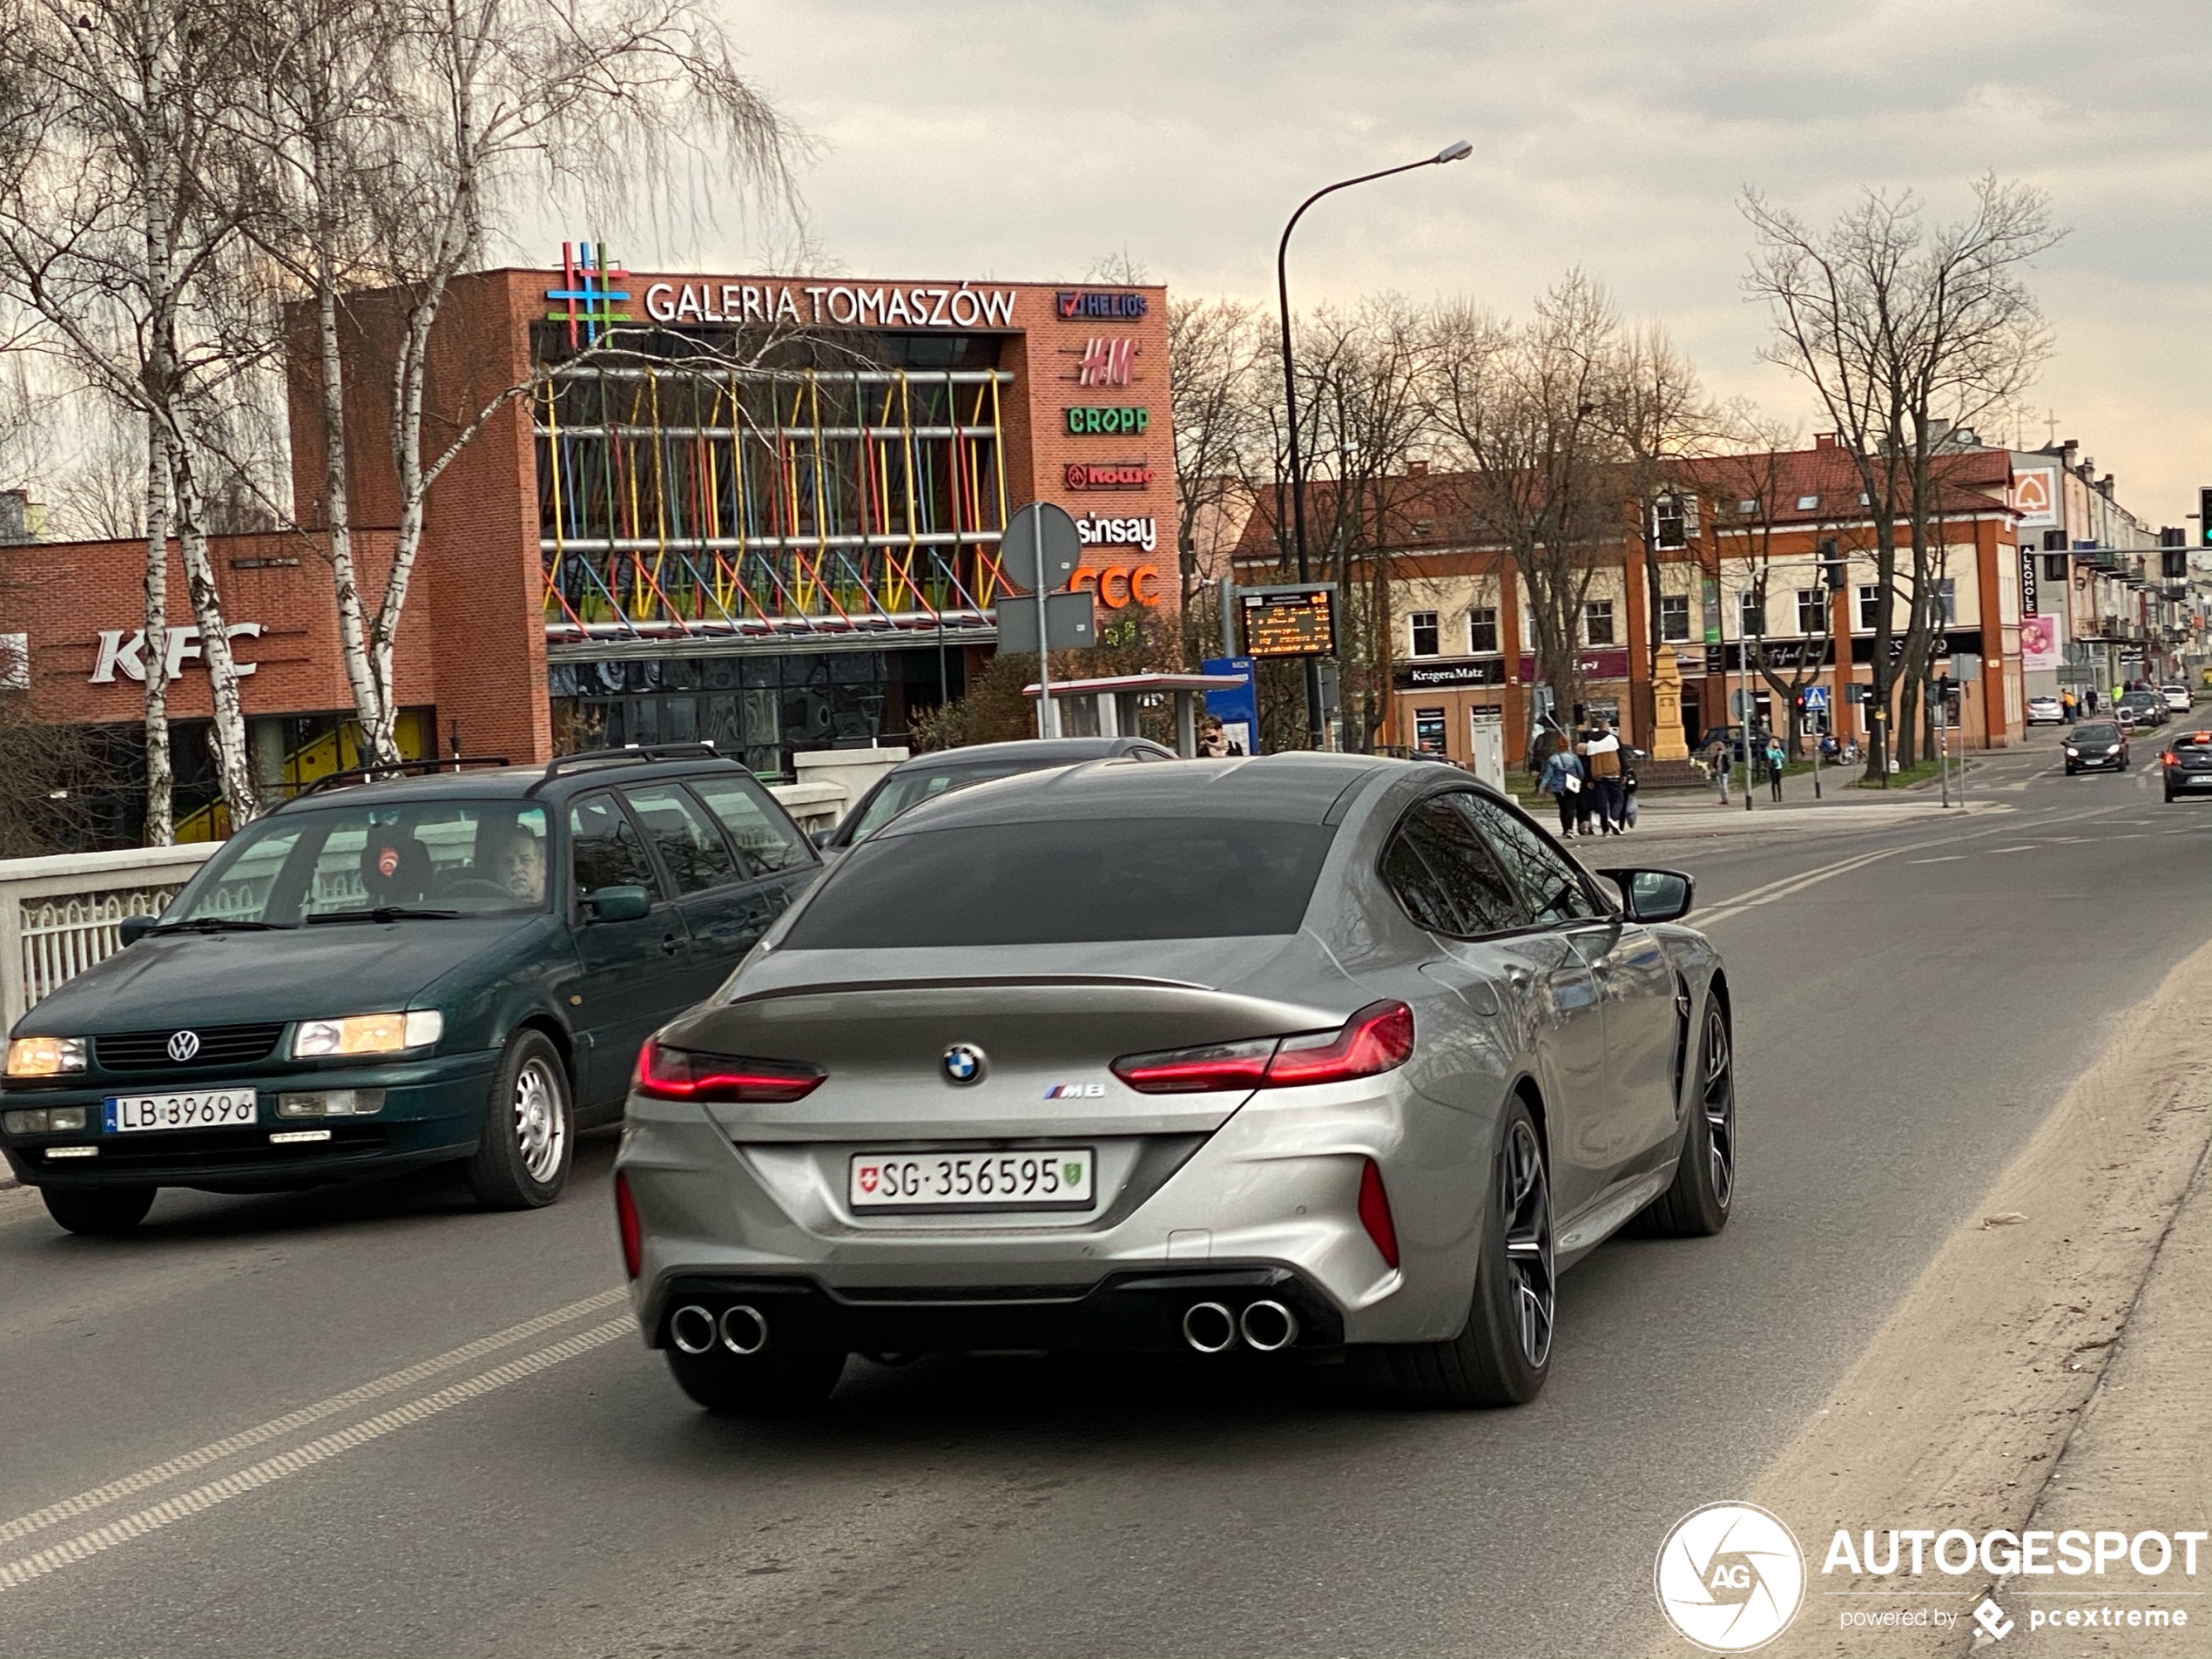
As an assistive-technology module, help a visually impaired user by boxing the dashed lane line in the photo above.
[0,1286,628,1548]
[0,1317,631,1593]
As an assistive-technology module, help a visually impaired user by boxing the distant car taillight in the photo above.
[1358,1157,1400,1269]
[614,1170,642,1280]
[2162,752,2178,766]
[1111,1001,1414,1095]
[632,1035,824,1103]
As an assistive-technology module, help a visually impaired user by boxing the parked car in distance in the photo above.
[2115,693,2167,729]
[617,753,1735,1414]
[2161,683,2194,714]
[2063,722,2129,775]
[2161,730,2212,802]
[814,737,1177,853]
[2025,695,2064,725]
[0,745,821,1235]
[1696,725,1763,763]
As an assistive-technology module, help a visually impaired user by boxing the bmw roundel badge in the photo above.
[941,1042,986,1085]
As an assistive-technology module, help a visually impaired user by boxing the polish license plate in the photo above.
[104,1089,258,1133]
[848,1148,1096,1212]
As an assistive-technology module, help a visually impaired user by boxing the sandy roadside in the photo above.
[1650,934,2212,1659]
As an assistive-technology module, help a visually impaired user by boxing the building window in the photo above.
[1858,583,1884,631]
[1657,594,1690,642]
[1797,589,1827,634]
[1795,494,1819,511]
[1738,590,1765,637]
[1583,600,1615,646]
[1934,578,1958,626]
[1736,498,1758,516]
[1408,610,1440,658]
[1653,496,1688,550]
[1413,708,1447,755]
[1467,607,1500,654]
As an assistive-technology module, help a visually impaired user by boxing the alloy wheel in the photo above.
[513,1057,566,1184]
[1702,1008,1736,1210]
[1501,1118,1554,1370]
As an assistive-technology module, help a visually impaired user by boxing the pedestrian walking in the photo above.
[1584,722,1625,835]
[1704,733,1731,806]
[1765,733,1786,802]
[2060,690,2077,724]
[1537,738,1584,837]
[1621,749,1640,829]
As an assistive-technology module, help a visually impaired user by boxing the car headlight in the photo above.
[2063,747,2078,756]
[6,1036,86,1077]
[2107,745,2122,755]
[290,1010,443,1059]
[3,1105,87,1134]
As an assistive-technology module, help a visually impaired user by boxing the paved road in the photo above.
[4,728,2208,1659]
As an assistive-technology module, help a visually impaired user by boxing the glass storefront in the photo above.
[550,647,965,777]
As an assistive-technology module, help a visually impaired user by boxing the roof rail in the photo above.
[294,756,513,798]
[527,742,734,795]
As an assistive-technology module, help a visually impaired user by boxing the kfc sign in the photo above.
[91,624,263,685]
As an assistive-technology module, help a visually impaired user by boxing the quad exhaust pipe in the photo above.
[1181,1298,1299,1354]
[1181,1301,1237,1354]
[669,1302,770,1357]
[1239,1299,1298,1352]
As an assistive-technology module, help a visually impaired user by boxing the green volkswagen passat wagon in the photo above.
[0,746,820,1235]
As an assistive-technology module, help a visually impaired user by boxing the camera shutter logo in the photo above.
[166,1029,201,1063]
[941,1043,986,1086]
[1654,1501,1805,1652]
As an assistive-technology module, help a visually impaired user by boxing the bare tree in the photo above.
[1168,295,1266,659]
[1743,176,2060,773]
[1420,273,1626,759]
[0,0,271,838]
[239,0,800,765]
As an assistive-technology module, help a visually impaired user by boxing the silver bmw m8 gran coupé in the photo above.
[613,752,1733,1412]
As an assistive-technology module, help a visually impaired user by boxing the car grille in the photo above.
[95,1022,287,1072]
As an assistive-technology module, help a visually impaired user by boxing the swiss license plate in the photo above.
[848,1148,1096,1212]
[104,1089,258,1134]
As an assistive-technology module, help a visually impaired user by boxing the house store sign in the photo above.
[91,624,264,685]
[1065,462,1153,490]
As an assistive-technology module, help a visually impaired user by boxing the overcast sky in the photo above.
[614,1,2209,526]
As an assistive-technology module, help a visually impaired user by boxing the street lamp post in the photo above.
[1276,139,1471,749]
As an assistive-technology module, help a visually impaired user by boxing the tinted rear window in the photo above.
[783,818,1337,948]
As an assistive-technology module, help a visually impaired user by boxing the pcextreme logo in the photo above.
[1655,1502,1806,1652]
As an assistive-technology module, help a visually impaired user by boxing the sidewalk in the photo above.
[1989,1133,2212,1652]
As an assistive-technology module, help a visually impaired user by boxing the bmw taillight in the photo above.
[1111,1001,1414,1095]
[613,1170,642,1279]
[632,1035,824,1103]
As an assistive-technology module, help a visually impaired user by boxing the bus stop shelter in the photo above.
[1020,673,1251,756]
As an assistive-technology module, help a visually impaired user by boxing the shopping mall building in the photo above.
[2,255,1175,834]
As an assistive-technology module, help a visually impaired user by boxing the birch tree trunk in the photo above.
[140,412,173,846]
[164,423,260,824]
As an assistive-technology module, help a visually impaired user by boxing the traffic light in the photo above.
[2200,486,2212,547]
[1817,537,1845,593]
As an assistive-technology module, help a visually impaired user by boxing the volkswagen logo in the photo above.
[941,1043,986,1086]
[165,1029,201,1063]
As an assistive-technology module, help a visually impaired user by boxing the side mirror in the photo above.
[583,884,651,923]
[810,827,836,849]
[1596,867,1694,923]
[118,914,158,947]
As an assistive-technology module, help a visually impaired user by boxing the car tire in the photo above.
[665,1345,846,1414]
[2065,764,2076,775]
[2166,788,2178,803]
[1636,1000,1736,1238]
[41,1184,156,1235]
[465,1029,574,1211]
[1389,1097,1554,1409]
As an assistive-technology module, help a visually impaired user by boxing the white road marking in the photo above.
[0,1287,628,1548]
[1910,856,1967,865]
[1699,846,1905,927]
[0,1318,631,1593]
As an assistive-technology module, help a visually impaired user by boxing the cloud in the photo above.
[612,0,2211,518]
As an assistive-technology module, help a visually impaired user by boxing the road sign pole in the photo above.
[1035,520,1054,739]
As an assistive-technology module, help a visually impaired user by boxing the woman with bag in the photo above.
[1537,738,1584,837]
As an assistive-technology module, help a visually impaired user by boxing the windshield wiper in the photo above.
[151,917,295,934]
[305,907,463,924]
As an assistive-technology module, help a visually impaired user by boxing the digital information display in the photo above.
[1241,586,1336,658]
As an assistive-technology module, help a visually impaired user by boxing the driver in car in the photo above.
[489,826,546,904]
